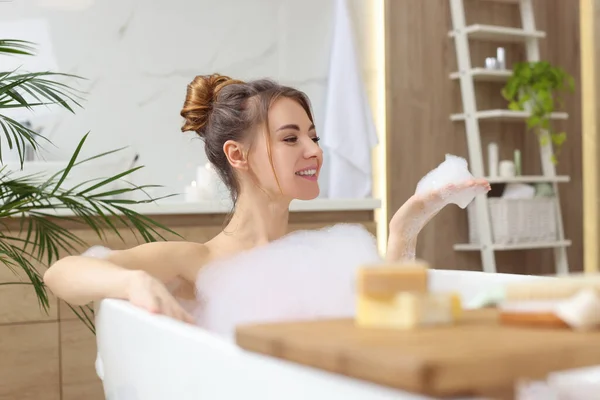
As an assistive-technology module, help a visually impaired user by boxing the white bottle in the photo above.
[496,47,506,70]
[487,142,499,177]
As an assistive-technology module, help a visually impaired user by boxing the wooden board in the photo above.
[235,309,600,398]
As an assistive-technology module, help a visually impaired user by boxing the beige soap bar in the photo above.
[356,291,462,329]
[357,260,429,296]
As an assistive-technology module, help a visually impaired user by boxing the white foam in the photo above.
[192,224,382,339]
[415,154,480,209]
[81,245,113,259]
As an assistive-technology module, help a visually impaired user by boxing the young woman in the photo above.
[43,74,490,326]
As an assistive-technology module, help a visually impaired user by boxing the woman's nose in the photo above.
[304,138,323,158]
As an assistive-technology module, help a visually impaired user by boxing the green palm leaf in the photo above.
[0,70,86,166]
[0,40,35,56]
[0,38,186,333]
[0,136,183,329]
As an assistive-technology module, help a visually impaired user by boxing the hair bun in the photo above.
[180,73,244,135]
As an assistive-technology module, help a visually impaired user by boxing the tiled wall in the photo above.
[0,0,381,201]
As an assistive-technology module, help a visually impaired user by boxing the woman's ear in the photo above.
[223,140,249,171]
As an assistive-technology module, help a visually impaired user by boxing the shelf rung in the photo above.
[485,176,570,184]
[454,240,572,251]
[478,0,519,3]
[448,24,545,42]
[450,109,569,121]
[449,68,513,82]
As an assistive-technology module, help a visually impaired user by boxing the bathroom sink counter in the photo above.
[3,198,381,239]
[26,198,382,216]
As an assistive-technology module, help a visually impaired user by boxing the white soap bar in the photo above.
[554,289,600,331]
[415,154,480,209]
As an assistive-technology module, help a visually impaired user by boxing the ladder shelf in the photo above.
[448,24,546,42]
[448,0,570,274]
[449,68,513,82]
[450,110,568,121]
[454,240,572,252]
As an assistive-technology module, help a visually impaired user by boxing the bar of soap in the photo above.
[554,289,600,330]
[357,261,429,297]
[356,292,462,329]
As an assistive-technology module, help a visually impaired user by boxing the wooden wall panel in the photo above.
[0,266,58,324]
[386,0,583,274]
[530,0,583,274]
[0,322,60,400]
[60,320,104,400]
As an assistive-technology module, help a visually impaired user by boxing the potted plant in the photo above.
[501,60,575,164]
[0,39,180,333]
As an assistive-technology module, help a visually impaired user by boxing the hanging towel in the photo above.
[322,0,379,199]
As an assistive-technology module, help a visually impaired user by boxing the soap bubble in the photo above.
[415,154,481,209]
[192,224,382,339]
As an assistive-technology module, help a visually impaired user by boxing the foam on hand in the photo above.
[192,224,382,339]
[415,154,481,209]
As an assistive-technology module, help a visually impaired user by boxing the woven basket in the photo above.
[467,198,558,245]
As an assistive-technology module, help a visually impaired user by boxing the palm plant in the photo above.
[0,39,180,333]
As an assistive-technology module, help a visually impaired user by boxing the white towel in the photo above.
[322,0,379,199]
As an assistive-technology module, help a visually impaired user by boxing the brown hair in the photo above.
[180,73,314,204]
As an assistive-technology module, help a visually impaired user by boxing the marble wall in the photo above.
[0,0,381,201]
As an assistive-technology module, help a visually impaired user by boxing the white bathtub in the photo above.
[94,269,599,400]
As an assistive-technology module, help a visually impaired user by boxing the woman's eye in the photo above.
[284,136,298,143]
[312,136,321,143]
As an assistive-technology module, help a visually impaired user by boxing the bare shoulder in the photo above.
[106,241,211,283]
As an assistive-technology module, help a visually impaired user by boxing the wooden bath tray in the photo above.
[235,309,600,398]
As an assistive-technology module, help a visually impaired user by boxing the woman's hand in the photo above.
[126,270,195,324]
[386,178,491,262]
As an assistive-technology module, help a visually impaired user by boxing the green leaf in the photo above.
[526,116,540,129]
[508,101,521,111]
[0,39,36,56]
[540,118,550,130]
[552,132,567,146]
[503,60,575,166]
[0,71,86,111]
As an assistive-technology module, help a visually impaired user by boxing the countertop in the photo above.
[23,198,382,217]
[131,198,382,214]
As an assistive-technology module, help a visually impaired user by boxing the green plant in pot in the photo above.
[501,60,575,164]
[0,39,180,333]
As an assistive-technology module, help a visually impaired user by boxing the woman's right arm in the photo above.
[43,241,205,323]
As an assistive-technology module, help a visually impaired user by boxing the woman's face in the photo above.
[248,97,323,201]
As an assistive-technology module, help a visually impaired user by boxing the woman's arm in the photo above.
[385,179,491,263]
[385,231,417,262]
[43,241,206,322]
[44,254,142,306]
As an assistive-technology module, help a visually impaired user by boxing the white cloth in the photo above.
[322,0,379,199]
